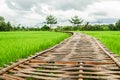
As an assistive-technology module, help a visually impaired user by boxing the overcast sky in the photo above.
[0,0,120,27]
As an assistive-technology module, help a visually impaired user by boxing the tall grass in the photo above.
[83,31,120,56]
[0,31,69,67]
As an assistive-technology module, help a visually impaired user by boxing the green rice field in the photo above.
[0,31,69,67]
[83,31,120,56]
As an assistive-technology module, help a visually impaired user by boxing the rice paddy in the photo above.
[0,31,69,67]
[83,31,120,56]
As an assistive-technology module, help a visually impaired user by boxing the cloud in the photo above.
[48,0,100,11]
[91,12,107,16]
[5,0,100,11]
[0,0,120,26]
[5,0,36,11]
[90,18,118,24]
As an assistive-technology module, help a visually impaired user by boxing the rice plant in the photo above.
[0,31,69,67]
[83,31,120,56]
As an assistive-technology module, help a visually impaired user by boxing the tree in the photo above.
[82,22,90,30]
[46,15,57,28]
[115,20,120,30]
[0,16,6,31]
[41,25,50,31]
[0,21,6,31]
[69,16,83,27]
[108,24,116,30]
[0,16,14,31]
[6,21,12,31]
[0,16,4,22]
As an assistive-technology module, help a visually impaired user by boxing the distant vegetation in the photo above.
[0,15,120,31]
[84,31,120,56]
[0,31,69,67]
[0,16,12,31]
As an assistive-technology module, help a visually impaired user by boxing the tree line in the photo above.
[0,16,12,31]
[0,15,120,31]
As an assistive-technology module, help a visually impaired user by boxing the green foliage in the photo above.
[82,24,109,31]
[0,16,4,22]
[27,28,41,31]
[0,16,13,31]
[84,22,89,28]
[5,21,12,31]
[0,16,5,31]
[54,26,83,31]
[115,20,120,30]
[108,24,117,30]
[84,31,120,56]
[41,25,51,31]
[69,16,83,26]
[54,24,110,31]
[0,21,6,31]
[1,16,120,31]
[46,15,57,27]
[60,26,72,31]
[92,25,103,31]
[0,31,69,67]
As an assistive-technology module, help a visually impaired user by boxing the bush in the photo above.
[41,25,51,31]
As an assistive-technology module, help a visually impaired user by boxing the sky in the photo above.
[0,0,120,27]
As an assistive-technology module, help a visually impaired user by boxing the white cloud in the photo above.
[86,0,120,18]
[0,0,120,26]
[0,0,17,17]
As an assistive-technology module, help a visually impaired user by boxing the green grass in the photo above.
[82,31,120,56]
[0,31,69,67]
